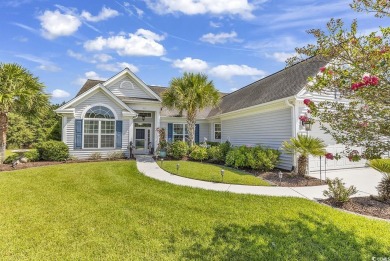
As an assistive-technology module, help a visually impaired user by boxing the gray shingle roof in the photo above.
[74,56,327,118]
[207,56,328,117]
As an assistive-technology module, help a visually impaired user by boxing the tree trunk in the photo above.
[0,113,8,164]
[187,111,196,147]
[297,155,308,176]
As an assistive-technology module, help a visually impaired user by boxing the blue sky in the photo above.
[0,0,387,103]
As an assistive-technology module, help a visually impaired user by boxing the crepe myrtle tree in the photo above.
[0,63,49,163]
[162,72,220,147]
[288,16,389,159]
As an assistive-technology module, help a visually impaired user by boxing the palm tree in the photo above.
[369,159,390,200]
[0,63,49,163]
[282,134,326,176]
[163,72,220,146]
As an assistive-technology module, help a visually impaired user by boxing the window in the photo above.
[138,112,152,118]
[173,123,188,142]
[214,123,221,140]
[135,123,152,127]
[83,106,115,148]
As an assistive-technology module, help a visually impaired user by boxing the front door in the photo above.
[134,128,151,154]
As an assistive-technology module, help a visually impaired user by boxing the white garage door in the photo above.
[309,145,367,172]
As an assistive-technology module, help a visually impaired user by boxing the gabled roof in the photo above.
[56,83,137,116]
[207,56,328,117]
[70,56,327,118]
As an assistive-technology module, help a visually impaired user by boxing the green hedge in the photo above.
[189,146,208,161]
[168,141,189,159]
[36,140,69,161]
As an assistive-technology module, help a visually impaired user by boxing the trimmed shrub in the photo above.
[168,141,189,159]
[189,146,208,161]
[219,141,232,162]
[206,141,220,147]
[36,141,69,161]
[90,152,102,160]
[207,146,223,162]
[24,149,39,162]
[107,151,125,160]
[323,178,357,204]
[225,146,248,168]
[4,154,19,164]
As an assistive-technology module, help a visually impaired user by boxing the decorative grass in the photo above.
[159,160,269,186]
[0,161,389,259]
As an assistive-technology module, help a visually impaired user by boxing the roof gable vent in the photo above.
[120,80,134,89]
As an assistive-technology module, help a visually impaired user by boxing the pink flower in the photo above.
[299,115,309,122]
[319,67,326,72]
[303,99,312,106]
[325,152,334,160]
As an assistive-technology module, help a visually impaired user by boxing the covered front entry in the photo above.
[134,127,151,154]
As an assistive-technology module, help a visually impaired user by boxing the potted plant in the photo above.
[299,115,314,131]
[156,128,167,158]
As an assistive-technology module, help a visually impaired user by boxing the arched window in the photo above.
[83,106,116,148]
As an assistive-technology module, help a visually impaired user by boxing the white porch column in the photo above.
[154,109,161,151]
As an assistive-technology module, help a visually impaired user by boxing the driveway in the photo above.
[309,167,383,197]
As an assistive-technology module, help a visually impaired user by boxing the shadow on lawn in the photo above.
[177,213,387,260]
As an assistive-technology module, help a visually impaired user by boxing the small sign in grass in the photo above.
[159,160,270,186]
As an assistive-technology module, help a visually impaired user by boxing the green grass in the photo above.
[159,160,269,186]
[0,161,389,260]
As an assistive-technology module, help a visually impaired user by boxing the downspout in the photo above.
[285,98,297,172]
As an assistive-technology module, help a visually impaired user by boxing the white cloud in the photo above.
[230,87,238,91]
[267,52,295,63]
[81,6,119,22]
[16,54,61,72]
[144,0,265,19]
[209,21,222,28]
[93,53,113,63]
[172,57,209,72]
[38,10,82,39]
[67,50,91,63]
[52,89,70,98]
[200,31,239,44]
[75,71,106,85]
[209,64,266,79]
[97,62,139,72]
[84,29,166,56]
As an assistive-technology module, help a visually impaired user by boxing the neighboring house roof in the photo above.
[73,56,327,118]
[207,56,328,117]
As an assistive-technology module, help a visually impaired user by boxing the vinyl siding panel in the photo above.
[74,91,124,119]
[222,107,293,170]
[198,123,209,143]
[106,75,153,99]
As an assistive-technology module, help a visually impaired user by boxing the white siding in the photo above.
[64,90,131,159]
[106,75,154,99]
[222,107,293,170]
[74,91,123,119]
[199,123,209,143]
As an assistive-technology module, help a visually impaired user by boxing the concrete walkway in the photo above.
[136,155,381,200]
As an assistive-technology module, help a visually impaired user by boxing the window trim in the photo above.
[173,123,189,142]
[82,105,117,149]
[214,123,221,140]
[138,112,152,118]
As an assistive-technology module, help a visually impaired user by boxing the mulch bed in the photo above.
[0,159,133,172]
[0,161,63,171]
[320,197,390,220]
[257,171,324,187]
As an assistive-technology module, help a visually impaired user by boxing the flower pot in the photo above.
[159,150,167,158]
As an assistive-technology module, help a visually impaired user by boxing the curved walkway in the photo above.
[136,155,377,200]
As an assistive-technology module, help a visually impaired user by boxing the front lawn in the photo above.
[0,161,389,259]
[159,160,269,186]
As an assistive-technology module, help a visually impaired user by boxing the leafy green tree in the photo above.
[0,63,48,162]
[288,3,389,159]
[162,72,220,146]
[7,113,35,148]
[282,135,326,176]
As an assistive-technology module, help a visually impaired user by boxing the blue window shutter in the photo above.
[75,119,83,149]
[116,120,123,149]
[167,123,173,143]
[195,124,200,144]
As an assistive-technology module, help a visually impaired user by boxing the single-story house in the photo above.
[56,56,366,171]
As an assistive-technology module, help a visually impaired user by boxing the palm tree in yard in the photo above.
[0,63,48,163]
[163,72,220,147]
[282,134,326,176]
